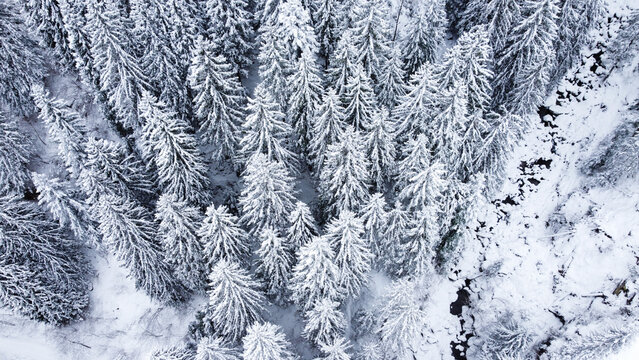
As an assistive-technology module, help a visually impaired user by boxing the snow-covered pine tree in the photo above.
[343,64,377,131]
[189,37,245,162]
[166,0,207,70]
[376,46,407,109]
[398,158,447,213]
[195,337,240,360]
[255,227,293,302]
[311,0,342,57]
[493,0,560,115]
[325,210,373,299]
[32,85,87,174]
[309,88,346,173]
[59,0,96,87]
[377,279,425,358]
[455,111,488,179]
[242,322,295,360]
[391,65,438,140]
[198,204,249,267]
[156,193,206,291]
[287,51,324,152]
[287,200,319,250]
[365,108,396,192]
[150,345,196,360]
[319,126,371,217]
[395,133,432,189]
[460,0,523,54]
[0,3,45,115]
[380,202,409,276]
[0,114,32,196]
[348,0,392,80]
[0,195,91,325]
[239,153,297,234]
[402,208,438,276]
[458,26,494,113]
[402,1,446,76]
[303,298,346,346]
[19,0,74,69]
[608,9,639,74]
[257,24,292,111]
[139,92,210,205]
[87,0,149,129]
[274,0,319,60]
[205,260,265,342]
[239,85,297,169]
[359,193,388,260]
[558,321,639,360]
[32,173,100,246]
[327,36,358,100]
[205,0,254,76]
[95,194,187,303]
[428,80,469,162]
[446,0,470,35]
[290,236,341,312]
[319,337,352,360]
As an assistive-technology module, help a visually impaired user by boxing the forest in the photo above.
[1,0,639,359]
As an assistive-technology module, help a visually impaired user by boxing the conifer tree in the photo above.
[206,260,265,342]
[303,298,346,346]
[32,173,100,246]
[0,114,32,196]
[343,64,377,130]
[392,65,438,140]
[88,0,149,129]
[428,80,469,161]
[360,193,388,259]
[446,0,470,35]
[380,202,409,275]
[139,92,210,204]
[206,0,254,76]
[0,3,45,115]
[274,0,319,59]
[457,26,494,113]
[32,85,87,174]
[319,337,352,360]
[455,111,488,179]
[287,52,324,151]
[290,237,341,312]
[189,37,245,161]
[402,208,438,276]
[376,47,408,109]
[493,0,560,115]
[255,227,293,302]
[195,337,240,360]
[156,193,206,291]
[198,204,249,267]
[287,201,319,250]
[327,37,357,99]
[396,134,432,189]
[399,159,447,213]
[365,109,396,192]
[59,0,96,87]
[95,194,187,303]
[402,1,446,76]
[239,154,297,234]
[311,0,342,57]
[0,195,91,325]
[257,25,292,111]
[349,0,392,79]
[240,85,297,168]
[319,126,371,216]
[460,0,523,53]
[325,211,372,299]
[150,345,196,360]
[242,323,295,360]
[309,88,346,173]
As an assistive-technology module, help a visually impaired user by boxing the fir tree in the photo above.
[242,323,295,360]
[311,0,342,57]
[446,0,470,35]
[399,159,447,213]
[88,0,149,129]
[0,2,45,115]
[349,0,392,79]
[32,85,87,174]
[290,237,341,312]
[0,114,32,196]
[195,337,240,360]
[325,211,372,299]
[198,204,249,267]
[457,26,494,113]
[205,0,254,76]
[303,298,346,346]
[0,195,91,325]
[287,201,319,250]
[455,111,488,179]
[287,51,324,152]
[380,202,409,275]
[402,1,446,76]
[608,9,639,74]
[255,227,293,302]
[460,0,523,53]
[150,345,195,360]
[343,65,377,131]
[327,36,357,99]
[95,194,187,303]
[32,173,100,246]
[402,208,438,276]
[309,88,346,173]
[428,80,469,161]
[139,92,211,205]
[59,0,96,87]
[395,134,432,189]
[319,126,371,216]
[189,37,245,162]
[365,108,396,192]
[376,47,407,109]
[257,24,292,111]
[206,260,265,342]
[239,154,297,234]
[319,337,352,360]
[274,0,319,59]
[239,85,297,168]
[493,0,560,115]
[392,65,438,140]
[359,193,388,259]
[156,193,206,291]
